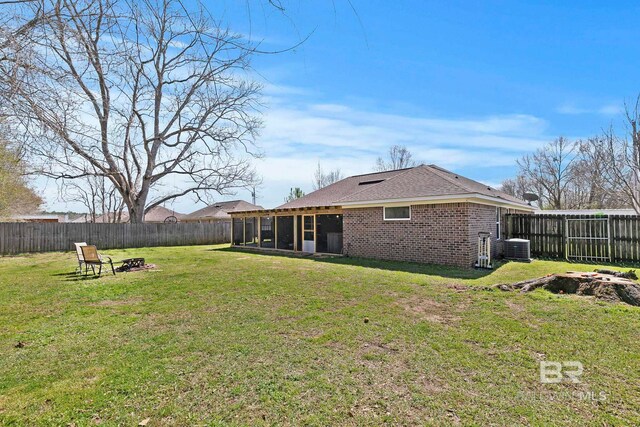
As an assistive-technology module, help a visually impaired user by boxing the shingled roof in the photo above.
[276,168,409,209]
[183,200,263,221]
[275,164,531,210]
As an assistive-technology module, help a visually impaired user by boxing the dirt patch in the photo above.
[116,263,157,273]
[447,284,470,292]
[504,299,524,313]
[395,296,461,324]
[415,374,447,394]
[350,345,443,423]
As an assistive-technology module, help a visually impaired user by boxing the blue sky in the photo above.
[43,0,640,212]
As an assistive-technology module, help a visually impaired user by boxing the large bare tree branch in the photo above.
[1,0,262,222]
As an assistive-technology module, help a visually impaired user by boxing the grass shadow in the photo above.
[52,271,79,277]
[53,269,115,282]
[61,275,105,282]
[215,246,498,280]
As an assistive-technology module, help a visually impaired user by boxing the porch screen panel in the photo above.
[244,217,258,246]
[276,216,294,250]
[232,218,244,245]
[316,214,343,254]
[260,216,275,248]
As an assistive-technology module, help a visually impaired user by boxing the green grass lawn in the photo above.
[1,246,639,426]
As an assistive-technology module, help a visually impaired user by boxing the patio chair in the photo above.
[80,245,116,276]
[74,242,87,274]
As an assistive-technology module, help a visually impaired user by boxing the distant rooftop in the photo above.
[183,200,263,221]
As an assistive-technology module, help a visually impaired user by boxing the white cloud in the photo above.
[557,102,622,116]
[248,88,554,208]
[598,104,623,115]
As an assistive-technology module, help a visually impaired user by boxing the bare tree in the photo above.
[313,162,342,190]
[564,140,627,209]
[515,137,579,209]
[375,145,418,171]
[60,173,125,222]
[1,0,262,222]
[0,1,49,55]
[503,136,629,210]
[583,99,640,213]
[500,175,530,200]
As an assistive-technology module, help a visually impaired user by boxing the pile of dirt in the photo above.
[494,271,640,306]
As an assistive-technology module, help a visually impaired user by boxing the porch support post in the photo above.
[258,216,262,247]
[293,214,298,251]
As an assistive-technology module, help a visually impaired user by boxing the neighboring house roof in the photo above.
[9,214,61,222]
[143,206,185,222]
[535,209,637,216]
[183,200,263,221]
[72,206,185,223]
[275,164,531,210]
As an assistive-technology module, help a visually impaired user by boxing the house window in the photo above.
[496,207,501,240]
[384,206,411,220]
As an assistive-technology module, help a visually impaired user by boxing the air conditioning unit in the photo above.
[504,238,531,261]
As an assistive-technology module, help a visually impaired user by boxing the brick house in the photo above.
[229,165,533,267]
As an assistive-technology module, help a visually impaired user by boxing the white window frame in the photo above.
[383,206,411,221]
[496,207,501,240]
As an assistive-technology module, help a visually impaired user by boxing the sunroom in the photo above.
[230,207,343,254]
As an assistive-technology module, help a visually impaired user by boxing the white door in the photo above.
[302,214,315,253]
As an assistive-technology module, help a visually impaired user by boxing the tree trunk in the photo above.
[494,272,640,306]
[128,202,145,223]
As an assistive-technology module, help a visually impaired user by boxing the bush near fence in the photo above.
[0,222,231,255]
[505,214,640,262]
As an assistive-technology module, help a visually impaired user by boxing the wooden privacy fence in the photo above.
[505,214,640,262]
[0,222,231,255]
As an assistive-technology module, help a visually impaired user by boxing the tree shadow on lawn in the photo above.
[213,246,498,280]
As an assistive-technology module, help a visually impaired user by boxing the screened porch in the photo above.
[231,208,343,254]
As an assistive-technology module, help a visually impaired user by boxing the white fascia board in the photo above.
[334,193,534,211]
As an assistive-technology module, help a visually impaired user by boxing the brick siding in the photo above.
[342,202,499,268]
